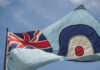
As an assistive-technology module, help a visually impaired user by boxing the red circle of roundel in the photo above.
[75,46,84,56]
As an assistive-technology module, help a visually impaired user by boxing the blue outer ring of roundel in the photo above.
[58,24,100,56]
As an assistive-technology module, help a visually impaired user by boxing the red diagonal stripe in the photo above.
[31,30,40,42]
[22,33,30,42]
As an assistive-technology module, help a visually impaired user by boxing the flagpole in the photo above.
[4,27,8,70]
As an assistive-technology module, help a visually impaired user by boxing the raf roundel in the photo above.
[59,24,100,58]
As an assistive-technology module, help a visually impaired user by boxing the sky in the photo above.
[0,0,100,70]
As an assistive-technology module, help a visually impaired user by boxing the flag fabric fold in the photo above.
[8,49,65,70]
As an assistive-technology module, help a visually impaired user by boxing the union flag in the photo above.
[8,30,52,52]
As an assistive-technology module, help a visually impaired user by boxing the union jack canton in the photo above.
[8,30,52,52]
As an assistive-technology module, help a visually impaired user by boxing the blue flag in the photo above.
[8,5,100,70]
